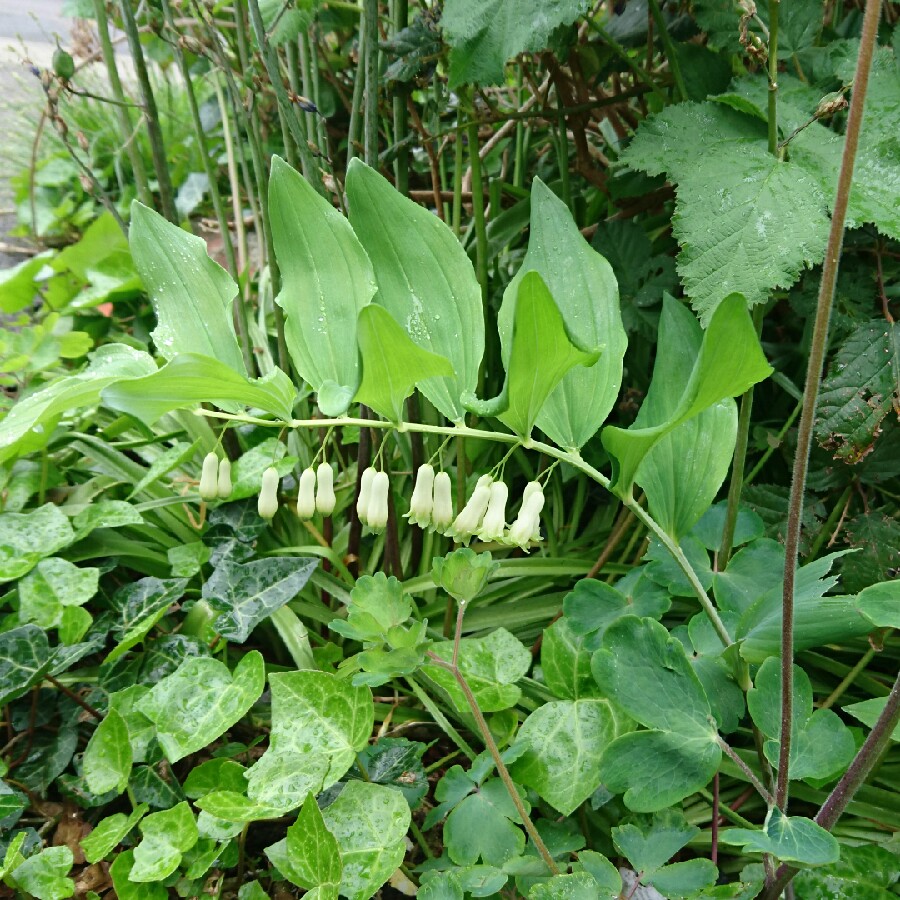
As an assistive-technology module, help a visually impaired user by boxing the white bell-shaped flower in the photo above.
[296,467,317,519]
[477,481,509,542]
[258,466,280,519]
[522,480,544,539]
[367,471,390,532]
[406,464,435,527]
[199,452,219,500]
[431,471,454,530]
[507,485,545,548]
[216,458,232,498]
[315,462,336,515]
[357,466,377,523]
[448,474,493,542]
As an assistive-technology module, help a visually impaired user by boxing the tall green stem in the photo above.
[767,0,781,156]
[92,0,151,206]
[391,0,410,194]
[347,14,366,165]
[363,0,380,166]
[465,93,488,301]
[775,0,882,814]
[118,0,176,220]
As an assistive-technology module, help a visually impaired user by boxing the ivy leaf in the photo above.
[794,843,900,898]
[83,709,133,796]
[720,808,840,866]
[814,320,900,463]
[510,699,617,815]
[105,577,189,663]
[195,792,286,823]
[463,271,600,440]
[321,782,411,900]
[443,777,527,866]
[748,658,855,781]
[109,849,167,900]
[613,809,699,877]
[264,794,342,897]
[425,628,531,712]
[0,625,53,707]
[602,294,771,495]
[203,556,318,642]
[498,180,626,449]
[592,617,721,811]
[0,503,75,583]
[137,651,265,762]
[130,801,199,881]
[441,0,590,88]
[247,671,373,809]
[351,738,429,809]
[129,200,246,374]
[540,617,602,700]
[268,155,375,415]
[354,304,454,423]
[184,759,248,799]
[9,846,74,900]
[81,806,148,864]
[18,558,99,630]
[102,353,296,424]
[346,160,483,422]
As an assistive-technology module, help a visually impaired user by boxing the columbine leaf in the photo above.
[592,617,721,811]
[321,782,411,900]
[425,627,531,713]
[101,353,296,424]
[137,651,265,762]
[203,556,318,642]
[441,0,590,88]
[720,808,840,866]
[129,201,246,373]
[264,793,342,897]
[602,294,771,495]
[498,179,626,448]
[564,572,670,641]
[346,159,483,422]
[268,156,376,415]
[354,304,454,423]
[246,671,373,809]
[328,573,412,643]
[463,271,600,440]
[748,658,855,781]
[612,808,699,876]
[509,699,616,815]
[83,709,132,796]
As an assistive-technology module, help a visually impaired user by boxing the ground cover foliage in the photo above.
[0,0,899,897]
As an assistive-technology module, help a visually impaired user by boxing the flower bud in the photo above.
[431,471,453,530]
[367,471,390,532]
[477,481,508,542]
[315,462,336,516]
[357,466,377,523]
[199,452,219,500]
[406,464,435,527]
[297,467,317,519]
[258,466,280,519]
[508,487,545,548]
[449,475,492,542]
[216,458,232,498]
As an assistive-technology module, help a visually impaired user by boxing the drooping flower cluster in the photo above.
[198,452,233,501]
[296,462,337,519]
[403,464,454,531]
[357,467,390,532]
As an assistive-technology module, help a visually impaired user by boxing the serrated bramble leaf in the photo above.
[673,144,829,322]
[137,651,265,762]
[814,320,900,462]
